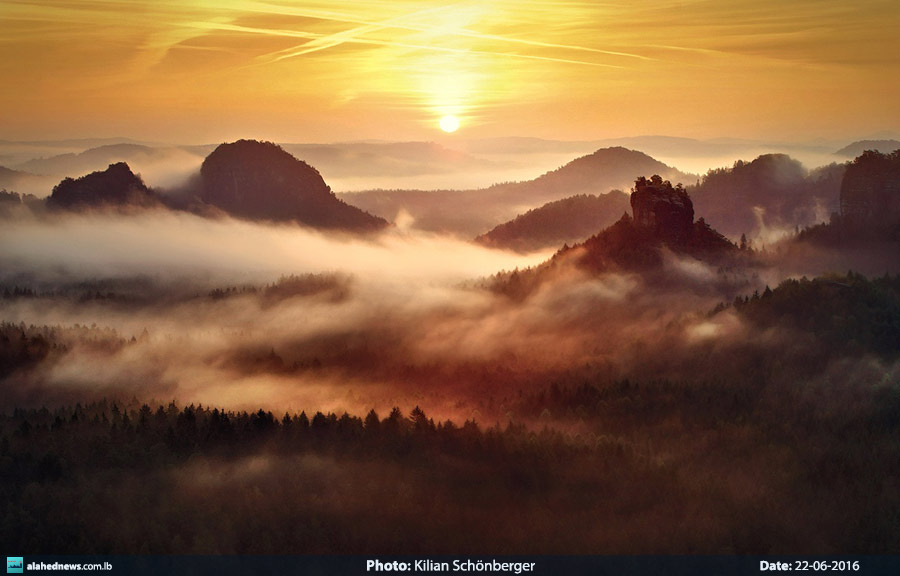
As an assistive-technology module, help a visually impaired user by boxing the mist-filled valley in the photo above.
[2,138,899,555]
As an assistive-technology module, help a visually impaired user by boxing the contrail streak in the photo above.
[240,1,653,62]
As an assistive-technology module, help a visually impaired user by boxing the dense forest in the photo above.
[725,272,900,358]
[2,372,898,554]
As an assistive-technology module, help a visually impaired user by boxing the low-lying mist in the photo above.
[3,206,899,556]
[0,209,547,284]
[1,209,548,414]
[3,208,897,426]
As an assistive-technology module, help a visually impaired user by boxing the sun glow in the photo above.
[0,0,895,142]
[439,115,460,133]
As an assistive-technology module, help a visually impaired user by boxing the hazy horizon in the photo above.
[4,132,896,197]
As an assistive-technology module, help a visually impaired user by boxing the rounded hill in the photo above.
[47,162,160,209]
[200,140,387,231]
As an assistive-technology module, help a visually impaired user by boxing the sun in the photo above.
[439,115,460,133]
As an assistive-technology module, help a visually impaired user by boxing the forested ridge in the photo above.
[725,272,900,358]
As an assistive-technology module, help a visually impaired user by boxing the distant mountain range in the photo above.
[835,140,900,158]
[473,152,850,251]
[0,166,56,198]
[281,141,500,178]
[0,165,40,191]
[9,143,205,192]
[343,147,691,237]
[17,144,172,176]
[5,136,898,244]
[459,135,851,177]
[2,140,508,195]
[461,135,832,159]
[483,148,899,270]
[4,134,895,198]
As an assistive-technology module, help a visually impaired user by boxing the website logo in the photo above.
[6,557,23,574]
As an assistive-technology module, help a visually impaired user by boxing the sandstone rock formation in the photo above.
[630,175,694,244]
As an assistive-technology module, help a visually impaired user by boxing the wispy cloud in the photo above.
[1,0,897,142]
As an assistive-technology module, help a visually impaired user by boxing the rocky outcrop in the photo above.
[489,176,737,298]
[630,175,694,244]
[199,140,388,231]
[564,176,733,272]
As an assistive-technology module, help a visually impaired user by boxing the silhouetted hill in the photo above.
[345,147,692,237]
[46,162,162,210]
[475,192,630,252]
[688,154,844,240]
[839,149,900,224]
[199,140,388,231]
[490,176,737,298]
[491,147,692,205]
[798,149,900,245]
[461,135,842,176]
[836,140,900,158]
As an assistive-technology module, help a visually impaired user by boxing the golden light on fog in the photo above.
[439,115,460,133]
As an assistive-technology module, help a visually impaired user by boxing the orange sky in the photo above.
[1,0,898,143]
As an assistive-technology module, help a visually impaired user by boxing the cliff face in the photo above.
[47,162,160,209]
[199,140,387,231]
[630,175,694,244]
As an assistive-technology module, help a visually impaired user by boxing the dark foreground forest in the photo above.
[2,361,898,554]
